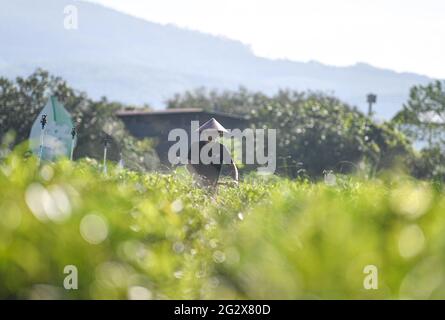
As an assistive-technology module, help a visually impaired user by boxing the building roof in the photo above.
[116,108,249,120]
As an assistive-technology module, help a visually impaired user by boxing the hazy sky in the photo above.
[87,0,445,79]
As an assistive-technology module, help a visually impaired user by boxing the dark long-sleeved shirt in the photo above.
[187,141,233,187]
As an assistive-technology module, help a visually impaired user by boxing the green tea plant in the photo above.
[1,148,445,299]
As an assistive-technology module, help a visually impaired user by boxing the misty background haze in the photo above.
[1,0,442,118]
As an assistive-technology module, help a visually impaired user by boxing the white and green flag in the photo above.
[29,96,76,161]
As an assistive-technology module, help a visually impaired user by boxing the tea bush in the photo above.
[1,150,444,299]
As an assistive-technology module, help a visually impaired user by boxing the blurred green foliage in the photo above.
[1,72,445,300]
[1,147,444,299]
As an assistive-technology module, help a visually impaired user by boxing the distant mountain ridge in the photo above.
[0,0,437,118]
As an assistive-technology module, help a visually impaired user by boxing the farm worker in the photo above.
[187,118,239,190]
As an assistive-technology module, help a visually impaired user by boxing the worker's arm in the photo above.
[220,143,239,183]
[229,161,239,182]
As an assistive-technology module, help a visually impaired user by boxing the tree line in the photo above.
[168,85,445,180]
[0,69,158,171]
[1,69,444,180]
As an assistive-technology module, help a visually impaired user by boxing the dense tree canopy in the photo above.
[0,69,158,170]
[393,80,445,148]
[3,71,438,179]
[168,87,413,177]
[393,81,445,180]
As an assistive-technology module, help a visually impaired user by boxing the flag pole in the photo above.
[38,114,47,164]
[118,152,124,169]
[103,135,111,174]
[70,126,76,161]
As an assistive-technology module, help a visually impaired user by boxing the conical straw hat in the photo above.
[197,118,228,133]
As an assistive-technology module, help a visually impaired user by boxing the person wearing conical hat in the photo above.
[187,118,239,190]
